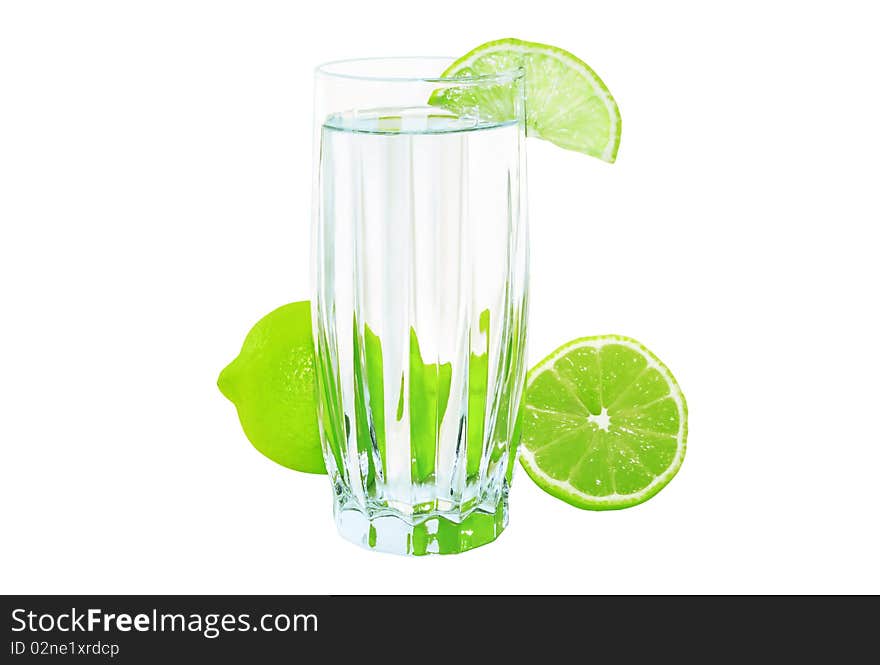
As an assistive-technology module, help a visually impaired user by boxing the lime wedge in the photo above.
[520,336,687,509]
[430,38,621,162]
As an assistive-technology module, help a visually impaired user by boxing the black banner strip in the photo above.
[1,595,875,662]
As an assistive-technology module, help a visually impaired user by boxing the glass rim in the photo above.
[314,56,525,84]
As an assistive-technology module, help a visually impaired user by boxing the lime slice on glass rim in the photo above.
[520,336,687,510]
[429,38,621,162]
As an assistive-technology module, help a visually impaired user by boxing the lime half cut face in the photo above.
[520,336,687,510]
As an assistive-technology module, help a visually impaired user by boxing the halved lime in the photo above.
[520,336,687,509]
[430,38,621,162]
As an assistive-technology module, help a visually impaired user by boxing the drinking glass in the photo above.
[311,57,529,555]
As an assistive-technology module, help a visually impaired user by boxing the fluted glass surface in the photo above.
[311,58,528,555]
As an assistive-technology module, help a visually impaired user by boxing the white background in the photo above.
[1,1,878,594]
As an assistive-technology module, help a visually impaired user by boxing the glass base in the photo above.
[333,498,508,556]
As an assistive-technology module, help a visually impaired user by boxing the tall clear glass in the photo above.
[311,57,529,555]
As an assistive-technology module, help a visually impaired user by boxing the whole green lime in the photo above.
[218,301,326,474]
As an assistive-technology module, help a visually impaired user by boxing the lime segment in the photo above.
[430,38,621,162]
[520,336,687,509]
